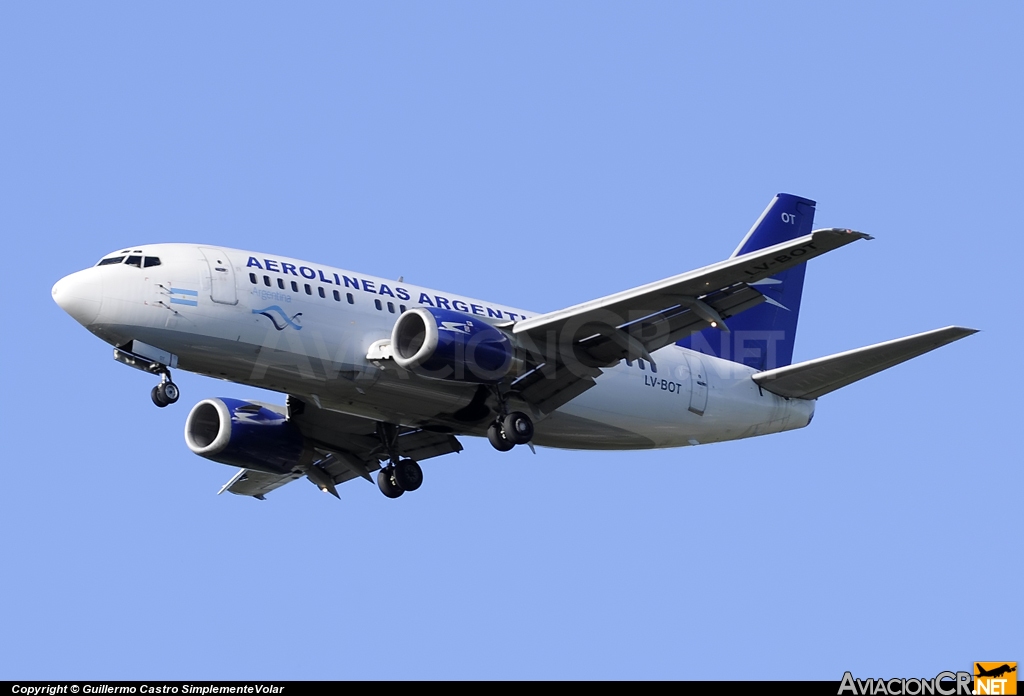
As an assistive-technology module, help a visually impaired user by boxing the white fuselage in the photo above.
[53,244,815,450]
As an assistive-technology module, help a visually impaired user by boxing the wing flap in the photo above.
[512,362,602,415]
[220,468,303,499]
[578,284,767,364]
[394,430,464,461]
[752,326,978,400]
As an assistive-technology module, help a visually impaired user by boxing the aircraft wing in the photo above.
[510,228,871,414]
[220,396,463,499]
[752,326,978,399]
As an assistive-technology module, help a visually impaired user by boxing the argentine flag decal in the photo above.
[169,287,199,306]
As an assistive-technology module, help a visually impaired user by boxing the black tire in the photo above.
[393,459,423,492]
[503,411,534,445]
[487,421,515,452]
[377,467,404,498]
[151,385,168,408]
[160,381,180,404]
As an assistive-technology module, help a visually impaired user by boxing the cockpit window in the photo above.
[125,255,142,268]
[97,256,126,266]
[143,257,161,267]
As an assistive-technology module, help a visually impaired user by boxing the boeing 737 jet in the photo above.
[51,194,976,500]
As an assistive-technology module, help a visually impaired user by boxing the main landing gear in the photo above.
[487,410,534,452]
[374,422,423,499]
[377,458,423,499]
[150,371,180,408]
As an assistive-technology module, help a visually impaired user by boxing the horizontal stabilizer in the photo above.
[752,326,978,400]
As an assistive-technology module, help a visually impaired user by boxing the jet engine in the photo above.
[391,307,514,383]
[184,398,303,474]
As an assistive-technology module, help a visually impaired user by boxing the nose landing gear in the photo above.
[150,372,180,408]
[113,342,181,409]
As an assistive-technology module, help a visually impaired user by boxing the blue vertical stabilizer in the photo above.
[677,193,816,370]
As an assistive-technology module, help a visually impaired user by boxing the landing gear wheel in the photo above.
[158,381,179,404]
[151,386,169,408]
[151,371,179,408]
[502,411,534,445]
[393,459,423,492]
[488,421,515,452]
[377,467,404,499]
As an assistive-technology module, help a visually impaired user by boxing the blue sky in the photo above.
[1,1,1020,680]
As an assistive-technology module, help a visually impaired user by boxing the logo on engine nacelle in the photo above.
[439,320,474,334]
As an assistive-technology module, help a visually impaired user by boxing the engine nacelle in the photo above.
[184,398,303,474]
[391,307,514,383]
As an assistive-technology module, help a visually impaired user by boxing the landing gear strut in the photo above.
[150,371,180,408]
[375,422,424,499]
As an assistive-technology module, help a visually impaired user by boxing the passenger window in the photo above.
[125,255,142,268]
[399,304,406,313]
[625,359,633,367]
[374,299,382,311]
[347,293,354,304]
[638,359,646,370]
[318,287,326,299]
[387,302,395,313]
[263,276,271,287]
[650,362,657,373]
[291,281,298,293]
[143,257,161,268]
[304,284,312,295]
[249,273,257,284]
[333,290,340,301]
[98,256,125,266]
[277,278,285,290]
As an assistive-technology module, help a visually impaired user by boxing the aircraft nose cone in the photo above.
[52,270,102,326]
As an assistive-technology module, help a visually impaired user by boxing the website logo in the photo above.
[974,663,1017,695]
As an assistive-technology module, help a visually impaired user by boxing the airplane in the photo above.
[51,193,977,501]
[976,664,1016,679]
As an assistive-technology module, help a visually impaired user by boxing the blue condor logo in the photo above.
[246,257,528,321]
[253,305,303,331]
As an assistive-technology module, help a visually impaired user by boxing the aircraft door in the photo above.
[199,247,238,305]
[684,353,708,416]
